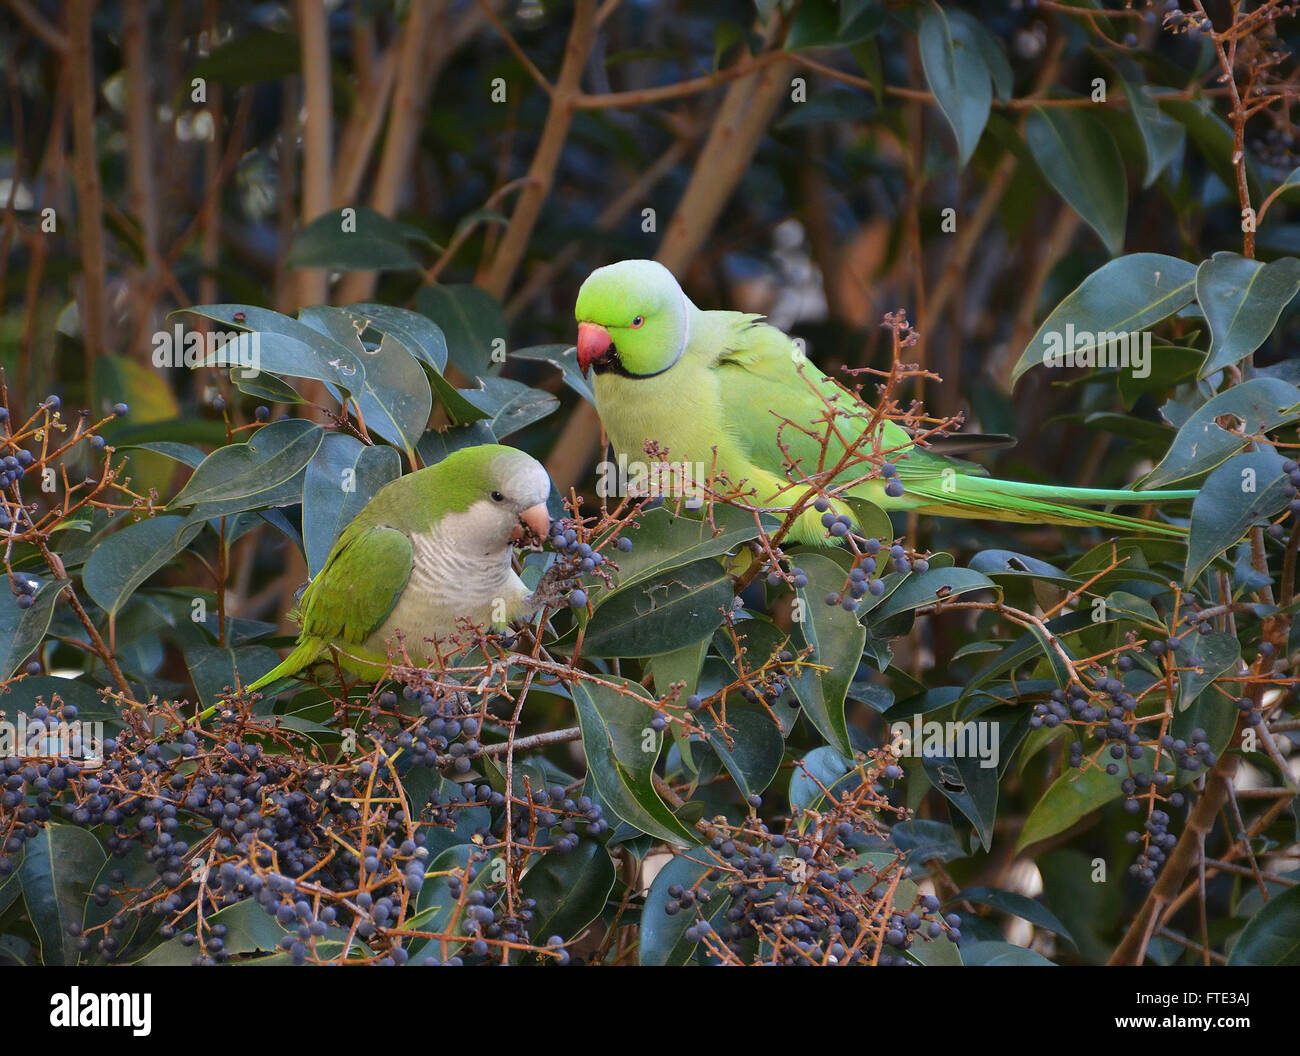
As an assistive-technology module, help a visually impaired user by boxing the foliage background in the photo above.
[0,0,1299,966]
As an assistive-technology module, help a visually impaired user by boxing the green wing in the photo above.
[709,313,1193,538]
[298,520,413,644]
[710,314,966,483]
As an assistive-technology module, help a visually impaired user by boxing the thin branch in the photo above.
[296,0,334,308]
[67,0,108,369]
[6,0,68,52]
[476,0,552,96]
[481,0,598,300]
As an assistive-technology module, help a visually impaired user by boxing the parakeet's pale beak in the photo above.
[576,321,613,376]
[513,503,551,542]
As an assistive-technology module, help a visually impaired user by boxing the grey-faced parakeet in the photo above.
[248,444,559,691]
[574,259,1195,544]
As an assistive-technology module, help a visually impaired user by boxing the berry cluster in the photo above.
[547,520,633,610]
[1026,596,1252,889]
[0,679,593,965]
[661,754,961,966]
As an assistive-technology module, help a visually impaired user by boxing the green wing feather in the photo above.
[247,520,413,691]
[708,313,1195,538]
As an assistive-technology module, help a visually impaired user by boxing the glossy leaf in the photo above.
[302,432,403,576]
[1144,378,1300,488]
[457,376,560,439]
[18,825,106,967]
[511,344,594,405]
[918,5,992,165]
[82,515,202,619]
[697,702,785,799]
[792,553,865,755]
[571,678,698,845]
[1186,450,1292,585]
[0,578,58,680]
[299,306,432,459]
[1195,252,1300,378]
[1025,107,1127,255]
[1012,254,1196,386]
[183,305,364,397]
[952,885,1075,946]
[579,558,733,658]
[1228,882,1300,965]
[520,840,616,944]
[169,418,325,512]
[639,854,726,965]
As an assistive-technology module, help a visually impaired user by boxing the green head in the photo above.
[392,444,552,543]
[574,260,691,378]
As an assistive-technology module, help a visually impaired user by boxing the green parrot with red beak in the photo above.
[574,259,1196,544]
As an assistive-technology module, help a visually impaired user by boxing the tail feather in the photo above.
[894,475,1195,537]
[246,638,326,693]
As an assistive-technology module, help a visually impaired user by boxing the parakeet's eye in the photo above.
[491,491,504,502]
[630,315,645,329]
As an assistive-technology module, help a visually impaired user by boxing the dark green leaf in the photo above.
[0,578,60,679]
[918,5,992,165]
[82,515,202,619]
[169,418,325,513]
[1012,255,1197,386]
[18,825,106,966]
[299,306,432,459]
[867,566,997,623]
[793,553,865,755]
[286,207,431,271]
[1228,882,1300,965]
[345,303,449,374]
[697,702,785,798]
[1186,450,1292,585]
[1025,107,1127,255]
[601,505,776,595]
[580,558,733,658]
[458,376,559,439]
[1143,377,1300,488]
[1117,61,1185,188]
[952,885,1075,946]
[520,841,616,944]
[182,305,364,397]
[1196,252,1300,378]
[511,344,594,404]
[789,745,857,815]
[571,678,698,845]
[302,433,403,577]
[186,644,283,710]
[1176,630,1240,711]
[639,854,727,965]
[416,285,507,379]
[922,748,998,852]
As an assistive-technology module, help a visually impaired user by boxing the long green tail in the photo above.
[245,638,326,693]
[889,475,1197,537]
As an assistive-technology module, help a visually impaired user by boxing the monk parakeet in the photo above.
[248,444,561,691]
[574,259,1196,544]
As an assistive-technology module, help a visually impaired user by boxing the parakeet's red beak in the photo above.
[576,322,613,376]
[513,503,551,542]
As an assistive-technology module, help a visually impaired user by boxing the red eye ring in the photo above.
[630,315,645,329]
